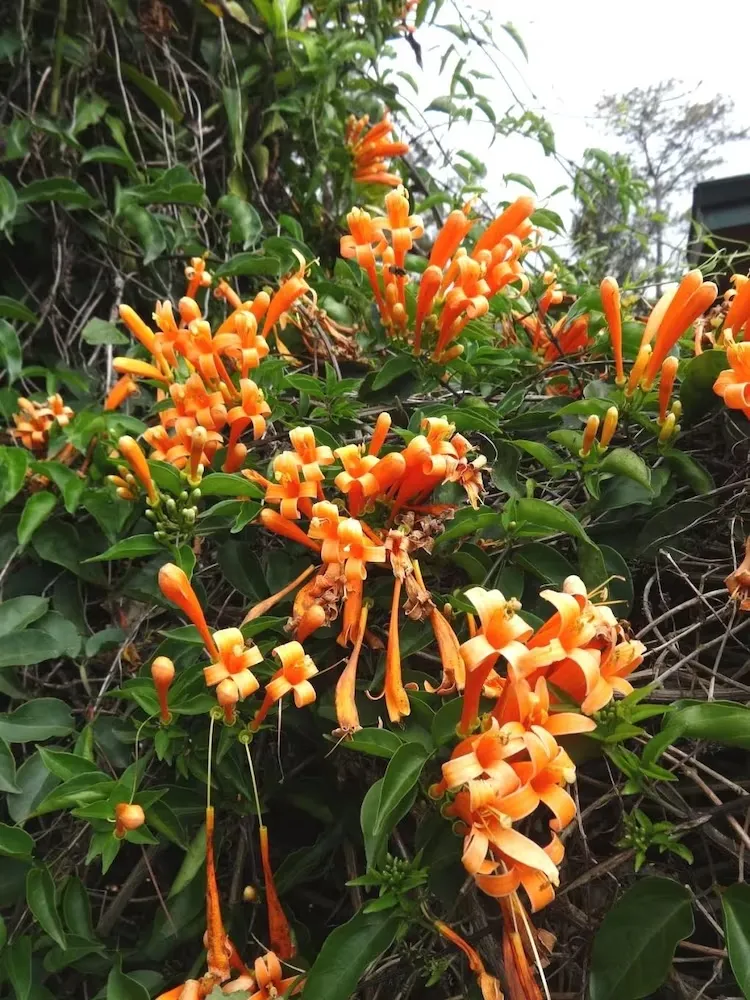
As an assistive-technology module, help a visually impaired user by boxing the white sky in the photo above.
[392,0,750,229]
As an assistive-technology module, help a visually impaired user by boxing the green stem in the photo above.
[50,0,69,117]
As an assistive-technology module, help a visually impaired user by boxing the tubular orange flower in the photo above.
[429,207,473,270]
[658,411,677,444]
[413,265,442,355]
[335,445,406,517]
[714,335,750,418]
[226,380,270,446]
[114,802,145,837]
[368,412,392,456]
[472,196,535,258]
[433,919,504,1000]
[158,563,218,658]
[580,638,646,715]
[262,262,310,341]
[265,452,318,519]
[384,577,411,723]
[347,111,409,188]
[643,278,718,387]
[334,604,369,736]
[205,805,231,982]
[119,304,158,354]
[250,952,300,1000]
[600,275,624,385]
[189,425,208,482]
[223,443,247,473]
[658,356,679,423]
[216,677,239,725]
[459,587,532,734]
[340,208,387,313]
[641,284,677,348]
[626,344,652,396]
[725,537,750,611]
[259,828,295,960]
[117,435,159,504]
[104,375,138,411]
[113,357,171,384]
[289,426,335,481]
[250,640,318,730]
[600,406,618,449]
[259,508,322,554]
[724,276,750,337]
[579,414,599,457]
[185,257,212,299]
[203,628,262,700]
[151,656,175,724]
[373,186,424,298]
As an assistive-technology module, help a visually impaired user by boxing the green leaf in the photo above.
[0,699,75,742]
[33,522,107,583]
[372,354,417,390]
[35,772,112,815]
[217,194,262,249]
[663,451,714,495]
[7,752,59,824]
[644,700,750,767]
[35,611,82,658]
[513,497,590,543]
[431,698,462,747]
[501,21,528,59]
[0,737,19,793]
[514,439,566,476]
[599,448,652,491]
[0,596,49,637]
[86,534,162,562]
[17,491,57,547]
[215,253,282,278]
[119,203,165,265]
[38,747,98,782]
[80,145,137,172]
[26,866,67,949]
[0,445,29,509]
[588,876,693,1000]
[17,177,95,209]
[503,172,536,192]
[0,296,36,326]
[302,909,401,1000]
[342,728,405,760]
[222,87,248,169]
[0,630,64,669]
[0,823,34,858]
[5,937,32,1000]
[636,499,712,559]
[168,822,206,898]
[360,743,430,867]
[62,877,94,939]
[0,174,18,232]
[81,318,129,346]
[117,62,183,121]
[722,883,750,998]
[0,319,22,381]
[106,958,151,1000]
[679,348,727,421]
[122,165,204,207]
[200,473,263,498]
[514,541,575,587]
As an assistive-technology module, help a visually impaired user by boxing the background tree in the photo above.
[570,147,649,283]
[591,79,748,289]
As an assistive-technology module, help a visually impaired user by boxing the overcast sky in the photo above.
[393,0,750,230]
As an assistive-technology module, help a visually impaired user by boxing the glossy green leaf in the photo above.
[513,497,590,543]
[0,445,29,509]
[0,699,75,742]
[117,62,183,121]
[372,354,417,390]
[0,174,18,232]
[5,937,32,1000]
[0,319,22,381]
[215,253,282,278]
[26,866,67,949]
[722,883,750,998]
[86,534,162,562]
[217,194,263,248]
[200,473,263,498]
[302,909,401,1000]
[679,348,727,421]
[342,728,405,759]
[17,177,95,209]
[80,145,137,171]
[17,491,57,547]
[599,448,652,491]
[119,203,166,265]
[0,630,64,669]
[81,318,129,345]
[7,752,60,824]
[34,772,113,815]
[62,877,94,939]
[0,823,34,858]
[38,747,99,782]
[636,499,712,559]
[168,822,207,898]
[106,960,151,1000]
[0,596,49,637]
[588,877,693,1000]
[0,737,19,793]
[644,700,750,767]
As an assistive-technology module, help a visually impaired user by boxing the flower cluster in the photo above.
[712,274,750,418]
[345,111,409,188]
[430,576,645,913]
[11,393,73,453]
[341,187,536,359]
[252,413,489,728]
[109,255,312,482]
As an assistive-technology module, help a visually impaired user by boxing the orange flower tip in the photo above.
[216,678,239,724]
[114,802,145,837]
[151,656,175,686]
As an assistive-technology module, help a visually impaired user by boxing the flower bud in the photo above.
[580,414,600,457]
[599,406,618,449]
[151,656,175,724]
[114,802,145,838]
[216,678,239,725]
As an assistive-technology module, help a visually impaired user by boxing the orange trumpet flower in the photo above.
[265,452,318,519]
[158,563,218,658]
[434,919,503,1000]
[205,805,231,982]
[117,435,159,504]
[289,425,335,481]
[334,604,369,736]
[600,275,624,385]
[185,257,212,299]
[643,277,717,387]
[259,827,296,959]
[113,356,171,384]
[250,640,318,730]
[384,577,411,723]
[151,656,175,724]
[724,275,750,337]
[340,208,387,312]
[249,952,300,1000]
[714,334,750,418]
[259,508,322,554]
[658,356,679,423]
[203,627,262,700]
[119,303,158,354]
[472,195,535,258]
[104,375,138,411]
